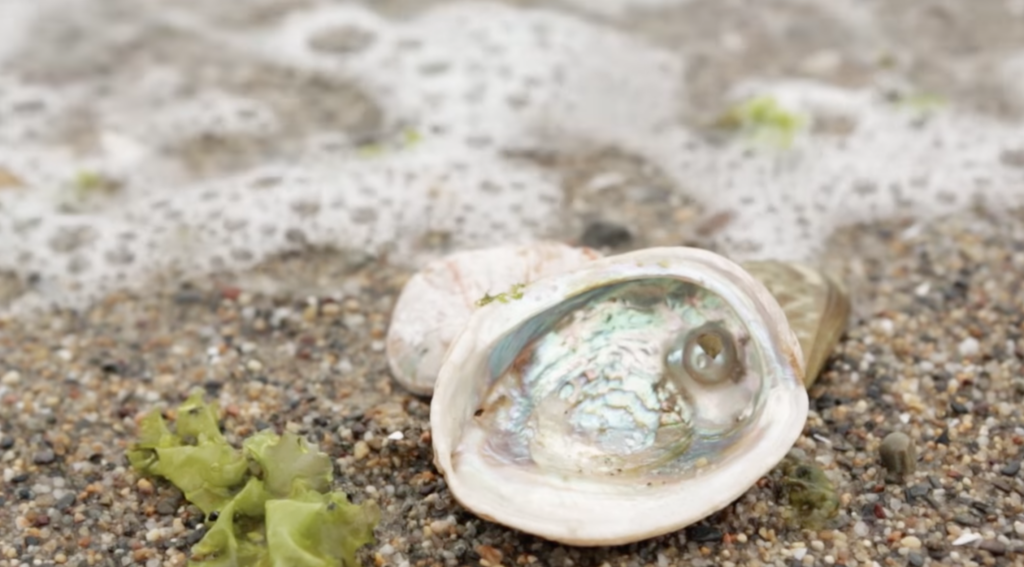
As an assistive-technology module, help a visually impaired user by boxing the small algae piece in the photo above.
[778,456,839,529]
[401,128,423,147]
[127,391,248,514]
[265,491,380,567]
[896,92,946,114]
[879,431,916,484]
[717,95,807,149]
[476,282,526,307]
[129,390,379,567]
[243,430,333,497]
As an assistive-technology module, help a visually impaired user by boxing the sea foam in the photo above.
[0,0,1021,315]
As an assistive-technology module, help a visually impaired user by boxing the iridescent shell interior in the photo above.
[431,247,808,546]
[478,277,769,479]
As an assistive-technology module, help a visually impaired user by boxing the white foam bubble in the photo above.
[0,2,39,63]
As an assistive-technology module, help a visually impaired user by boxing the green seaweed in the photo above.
[476,282,526,307]
[717,95,807,149]
[129,390,378,567]
[778,456,840,529]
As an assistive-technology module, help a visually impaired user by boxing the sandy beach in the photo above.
[2,1,1024,566]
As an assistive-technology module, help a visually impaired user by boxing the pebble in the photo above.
[32,449,56,465]
[978,540,1006,555]
[999,459,1020,476]
[952,532,982,546]
[879,432,915,483]
[353,441,370,460]
[900,536,922,549]
[957,337,979,357]
[579,220,633,249]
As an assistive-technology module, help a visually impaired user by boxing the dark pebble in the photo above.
[173,289,206,305]
[907,552,925,567]
[969,500,994,515]
[907,484,930,499]
[979,540,1007,555]
[100,361,123,374]
[685,525,723,543]
[950,401,969,415]
[953,514,980,527]
[16,488,34,500]
[156,493,184,516]
[184,528,207,546]
[55,493,76,510]
[1000,460,1020,476]
[0,436,13,450]
[203,380,224,395]
[936,429,950,445]
[32,449,56,465]
[11,472,29,483]
[580,220,633,249]
[24,535,41,547]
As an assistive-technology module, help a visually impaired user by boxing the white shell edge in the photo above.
[386,242,602,396]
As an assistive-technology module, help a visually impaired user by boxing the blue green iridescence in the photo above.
[481,278,765,477]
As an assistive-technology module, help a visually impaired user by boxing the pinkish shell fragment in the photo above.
[385,242,602,395]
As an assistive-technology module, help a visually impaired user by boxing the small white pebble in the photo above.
[811,540,825,552]
[900,536,922,549]
[793,548,808,560]
[953,532,982,546]
[876,318,894,336]
[958,337,980,357]
[1014,521,1024,536]
[853,521,869,537]
[387,431,404,441]
[1,371,20,385]
[246,359,263,372]
[429,518,453,534]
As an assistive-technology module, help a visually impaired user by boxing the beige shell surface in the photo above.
[385,242,601,395]
[741,261,851,386]
[430,247,809,545]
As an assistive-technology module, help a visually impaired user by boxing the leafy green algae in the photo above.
[778,456,840,530]
[716,95,807,149]
[128,390,379,567]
